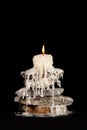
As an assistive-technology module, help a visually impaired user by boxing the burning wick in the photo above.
[42,45,45,55]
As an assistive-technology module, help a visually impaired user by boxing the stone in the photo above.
[21,105,51,114]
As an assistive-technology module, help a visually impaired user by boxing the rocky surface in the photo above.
[15,95,73,106]
[21,105,51,114]
[15,88,64,99]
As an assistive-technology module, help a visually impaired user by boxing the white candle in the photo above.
[32,45,54,97]
[33,45,53,78]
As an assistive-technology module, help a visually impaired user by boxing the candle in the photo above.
[21,45,64,98]
[33,45,54,97]
[33,45,53,79]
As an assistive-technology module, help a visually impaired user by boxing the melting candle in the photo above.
[33,45,53,78]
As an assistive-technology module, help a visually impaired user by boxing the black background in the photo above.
[1,5,87,129]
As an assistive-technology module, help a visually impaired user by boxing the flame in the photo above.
[42,45,45,55]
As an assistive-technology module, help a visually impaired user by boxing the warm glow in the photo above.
[42,45,45,55]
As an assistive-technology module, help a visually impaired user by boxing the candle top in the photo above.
[33,45,53,68]
[33,54,53,69]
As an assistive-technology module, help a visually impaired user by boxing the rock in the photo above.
[22,105,51,114]
[15,88,64,98]
[18,95,73,106]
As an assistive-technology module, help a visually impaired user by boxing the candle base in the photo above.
[15,94,73,117]
[14,51,74,117]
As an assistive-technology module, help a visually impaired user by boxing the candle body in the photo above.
[33,54,53,78]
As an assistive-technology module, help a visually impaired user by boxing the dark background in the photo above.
[1,5,87,129]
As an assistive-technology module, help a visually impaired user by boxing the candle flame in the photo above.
[42,45,45,55]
